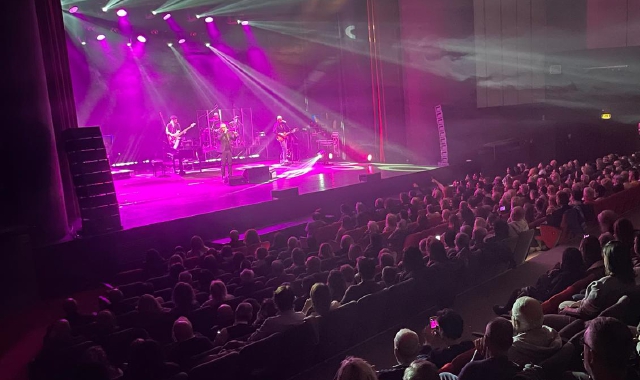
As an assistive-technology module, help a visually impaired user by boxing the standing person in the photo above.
[219,123,237,183]
[166,115,185,175]
[274,115,291,164]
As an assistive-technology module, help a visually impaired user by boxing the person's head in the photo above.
[169,263,185,280]
[580,236,602,267]
[402,359,439,380]
[276,115,283,121]
[443,230,456,248]
[244,229,260,246]
[179,271,192,284]
[583,317,633,380]
[483,318,513,358]
[472,227,488,245]
[312,212,323,221]
[220,245,233,258]
[128,339,164,376]
[613,218,635,246]
[217,304,234,326]
[493,219,510,240]
[381,266,398,286]
[367,220,379,233]
[96,310,116,331]
[583,186,596,202]
[386,213,398,229]
[319,243,334,259]
[327,269,347,300]
[599,232,614,248]
[229,229,240,242]
[560,247,584,273]
[455,233,470,250]
[306,256,321,274]
[460,224,473,237]
[240,269,255,284]
[603,241,635,284]
[403,247,425,272]
[556,191,570,207]
[288,236,300,250]
[335,357,377,380]
[598,210,618,234]
[427,239,447,263]
[137,294,163,313]
[62,298,78,315]
[379,252,395,269]
[341,264,355,284]
[348,244,363,262]
[172,282,195,309]
[341,235,354,252]
[272,232,287,249]
[357,257,377,281]
[394,328,421,365]
[271,260,284,276]
[190,235,205,251]
[172,317,194,342]
[168,254,184,267]
[170,115,178,122]
[511,296,544,334]
[220,123,228,133]
[273,284,295,312]
[435,309,464,341]
[510,206,525,222]
[310,283,332,316]
[235,302,253,323]
[209,280,228,303]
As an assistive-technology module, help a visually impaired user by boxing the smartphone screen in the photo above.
[429,317,438,329]
[500,206,506,212]
[435,235,441,241]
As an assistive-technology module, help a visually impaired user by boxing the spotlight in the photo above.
[127,42,132,47]
[116,9,127,17]
[366,154,373,162]
[137,35,147,43]
[69,6,79,14]
[241,20,249,26]
[601,112,612,120]
[151,10,157,15]
[204,16,214,23]
[163,13,171,20]
[167,42,173,47]
[81,41,86,45]
[317,151,324,158]
[101,6,108,12]
[328,153,334,160]
[96,34,106,41]
[178,38,186,44]
[237,19,242,24]
[205,42,211,47]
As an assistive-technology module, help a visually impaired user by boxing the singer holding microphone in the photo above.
[274,115,291,165]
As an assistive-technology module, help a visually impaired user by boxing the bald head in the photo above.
[172,317,194,342]
[394,328,421,365]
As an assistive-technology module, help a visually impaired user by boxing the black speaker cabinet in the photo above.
[62,127,122,235]
[271,187,299,199]
[228,175,246,186]
[359,172,382,182]
[243,165,271,184]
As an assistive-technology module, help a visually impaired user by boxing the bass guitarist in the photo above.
[274,115,297,165]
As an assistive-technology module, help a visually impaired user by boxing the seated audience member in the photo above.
[581,236,604,278]
[319,242,335,260]
[597,210,617,235]
[493,247,585,315]
[253,298,278,329]
[251,247,269,277]
[560,241,636,318]
[547,191,572,228]
[613,218,635,250]
[580,317,633,380]
[287,248,307,277]
[337,263,355,286]
[426,204,441,223]
[280,237,300,260]
[421,309,474,368]
[458,318,519,380]
[348,244,364,266]
[306,212,327,238]
[243,229,261,247]
[213,302,256,346]
[271,232,287,253]
[402,359,440,380]
[486,219,510,244]
[228,229,243,248]
[81,345,122,380]
[384,213,399,234]
[337,216,356,242]
[178,271,192,285]
[389,219,411,248]
[509,297,562,366]
[62,298,95,327]
[214,304,235,331]
[201,280,233,309]
[402,247,431,281]
[342,258,384,303]
[337,235,354,257]
[265,260,295,288]
[377,329,422,380]
[303,283,339,317]
[187,235,209,257]
[143,249,166,279]
[449,233,471,264]
[201,255,220,278]
[364,233,385,259]
[123,339,181,380]
[327,269,348,302]
[249,284,305,341]
[235,269,261,296]
[382,266,399,287]
[300,256,322,279]
[171,282,199,316]
[335,357,378,380]
[167,317,214,370]
[507,206,529,237]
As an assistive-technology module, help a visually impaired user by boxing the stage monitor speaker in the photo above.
[62,127,122,236]
[272,187,299,200]
[243,165,271,184]
[359,172,381,182]
[228,175,246,186]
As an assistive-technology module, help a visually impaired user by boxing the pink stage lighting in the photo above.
[204,17,214,23]
[163,13,171,20]
[116,9,127,17]
[69,6,79,14]
[366,154,373,162]
[178,38,186,44]
[137,35,147,43]
[241,21,249,26]
[96,34,106,41]
[127,42,132,47]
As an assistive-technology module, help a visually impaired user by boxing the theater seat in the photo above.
[189,352,240,380]
[315,301,357,361]
[351,289,389,343]
[239,332,285,380]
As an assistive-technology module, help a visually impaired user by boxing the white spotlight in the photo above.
[167,42,173,47]
[163,13,171,20]
[205,42,211,47]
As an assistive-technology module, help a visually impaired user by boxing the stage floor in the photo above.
[114,159,436,230]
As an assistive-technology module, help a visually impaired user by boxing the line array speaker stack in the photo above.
[62,127,122,235]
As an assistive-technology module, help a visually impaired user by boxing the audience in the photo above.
[212,302,255,346]
[342,258,384,303]
[335,357,378,380]
[402,360,440,380]
[377,329,422,380]
[581,317,633,380]
[167,317,213,370]
[249,285,304,341]
[509,297,562,366]
[421,309,473,368]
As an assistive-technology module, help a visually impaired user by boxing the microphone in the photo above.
[281,120,287,123]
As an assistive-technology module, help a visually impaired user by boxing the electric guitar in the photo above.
[276,128,298,142]
[167,123,196,149]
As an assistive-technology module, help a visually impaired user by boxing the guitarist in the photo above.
[274,115,291,164]
[165,115,182,148]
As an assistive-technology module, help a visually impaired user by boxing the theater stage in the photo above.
[114,159,437,230]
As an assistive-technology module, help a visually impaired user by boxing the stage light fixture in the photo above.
[601,112,612,120]
[81,41,86,45]
[317,151,324,158]
[163,13,171,20]
[367,154,373,162]
[167,42,173,47]
[205,42,211,47]
[101,7,108,12]
[151,10,157,15]
[127,42,132,47]
[116,9,127,17]
[137,35,147,43]
[178,38,186,44]
[204,17,214,23]
[96,34,106,41]
[237,19,242,24]
[69,6,79,14]
[241,21,249,26]
[328,153,334,160]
